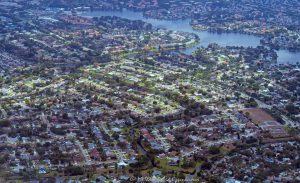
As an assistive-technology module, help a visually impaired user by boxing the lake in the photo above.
[80,9,300,64]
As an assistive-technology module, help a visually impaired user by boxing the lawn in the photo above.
[155,158,203,174]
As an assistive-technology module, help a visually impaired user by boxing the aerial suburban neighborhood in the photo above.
[0,0,300,182]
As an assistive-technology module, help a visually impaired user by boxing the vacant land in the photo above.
[243,108,275,125]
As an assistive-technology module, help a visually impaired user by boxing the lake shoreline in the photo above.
[78,9,300,65]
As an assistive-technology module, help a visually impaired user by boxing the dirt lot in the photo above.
[243,108,275,125]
